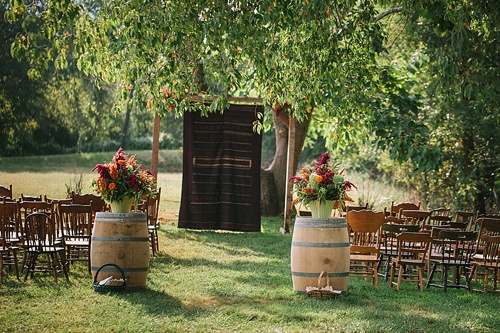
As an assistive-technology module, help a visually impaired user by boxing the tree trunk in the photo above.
[120,88,134,148]
[260,111,312,216]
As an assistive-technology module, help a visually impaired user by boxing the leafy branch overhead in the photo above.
[5,0,499,190]
[7,2,384,119]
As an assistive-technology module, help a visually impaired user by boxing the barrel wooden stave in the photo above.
[291,217,350,293]
[91,212,150,290]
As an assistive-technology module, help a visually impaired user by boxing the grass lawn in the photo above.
[0,152,498,332]
[1,217,498,333]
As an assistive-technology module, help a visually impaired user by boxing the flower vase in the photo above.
[109,196,135,213]
[308,200,335,219]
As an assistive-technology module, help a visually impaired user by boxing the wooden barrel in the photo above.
[291,217,350,294]
[91,212,150,290]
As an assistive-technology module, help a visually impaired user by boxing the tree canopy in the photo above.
[4,0,499,213]
[7,1,395,139]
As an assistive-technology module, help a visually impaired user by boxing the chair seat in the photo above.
[64,240,89,247]
[26,245,65,252]
[471,253,485,261]
[380,246,398,254]
[392,258,426,266]
[470,260,500,268]
[351,254,378,262]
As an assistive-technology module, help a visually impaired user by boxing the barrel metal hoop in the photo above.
[292,241,350,248]
[92,265,149,272]
[291,271,350,277]
[92,236,150,242]
[294,223,347,229]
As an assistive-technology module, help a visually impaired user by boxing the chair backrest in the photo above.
[20,193,43,201]
[23,212,59,249]
[426,215,452,228]
[480,234,500,268]
[347,210,385,232]
[381,221,420,256]
[0,184,13,199]
[389,201,421,216]
[44,196,72,205]
[477,217,500,234]
[473,217,500,255]
[383,222,420,233]
[453,211,474,226]
[0,198,21,245]
[345,203,368,214]
[430,208,451,217]
[18,200,53,222]
[395,232,433,263]
[437,230,477,264]
[442,221,469,230]
[71,192,107,218]
[427,225,456,239]
[471,213,500,232]
[347,210,385,255]
[57,203,93,237]
[144,188,161,228]
[399,210,431,228]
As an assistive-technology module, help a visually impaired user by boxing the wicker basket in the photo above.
[305,271,342,298]
[93,263,127,293]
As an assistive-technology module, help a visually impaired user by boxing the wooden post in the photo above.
[151,114,161,178]
[281,116,296,234]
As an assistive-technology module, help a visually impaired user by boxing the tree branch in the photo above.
[374,7,403,23]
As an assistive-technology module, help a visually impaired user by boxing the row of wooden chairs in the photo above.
[0,186,161,282]
[346,209,500,293]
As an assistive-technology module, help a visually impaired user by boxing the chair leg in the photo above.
[397,265,403,291]
[49,253,58,283]
[484,268,489,294]
[418,266,424,292]
[12,249,20,281]
[24,253,36,282]
[493,268,498,292]
[59,251,70,282]
[0,254,3,282]
[384,256,392,281]
[390,262,395,288]
[465,266,473,291]
[442,264,448,292]
[426,262,437,288]
[149,231,156,256]
[373,262,379,288]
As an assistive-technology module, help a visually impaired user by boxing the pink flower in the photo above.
[91,164,110,179]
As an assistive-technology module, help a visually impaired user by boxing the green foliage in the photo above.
[65,173,83,198]
[391,0,500,212]
[7,1,387,125]
[4,0,499,213]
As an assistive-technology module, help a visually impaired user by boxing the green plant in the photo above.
[64,173,83,198]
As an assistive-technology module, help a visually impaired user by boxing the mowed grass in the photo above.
[0,151,499,332]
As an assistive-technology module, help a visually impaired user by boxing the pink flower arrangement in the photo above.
[290,152,356,207]
[92,148,157,203]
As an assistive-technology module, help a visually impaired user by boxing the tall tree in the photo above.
[6,1,440,214]
[391,0,500,213]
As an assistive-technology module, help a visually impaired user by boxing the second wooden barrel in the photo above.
[91,212,150,290]
[291,217,350,293]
